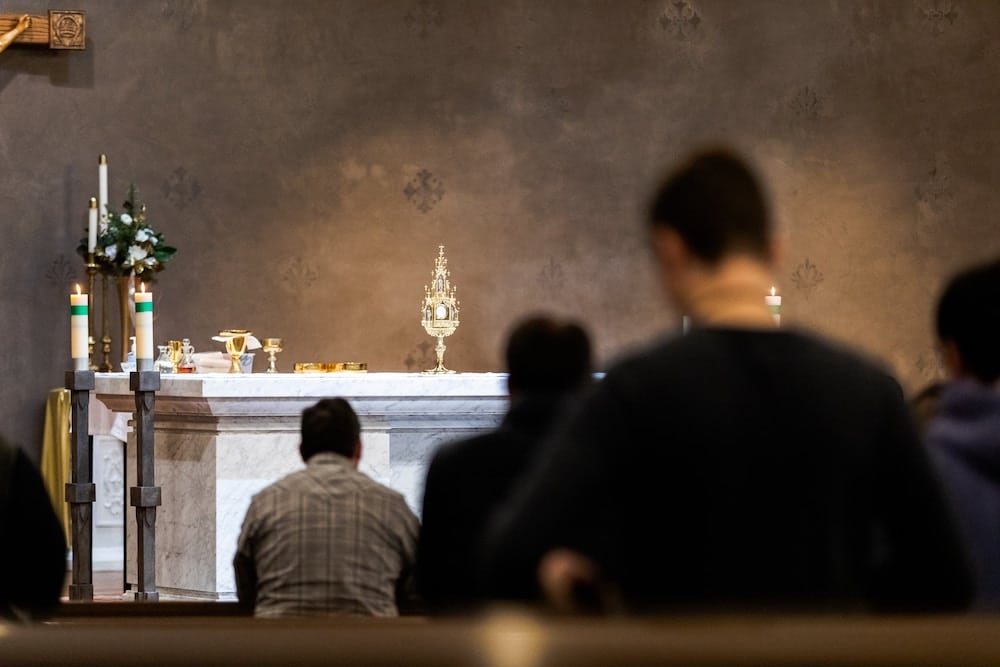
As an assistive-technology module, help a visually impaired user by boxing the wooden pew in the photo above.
[3,613,1000,666]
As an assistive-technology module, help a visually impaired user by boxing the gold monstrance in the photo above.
[420,245,461,374]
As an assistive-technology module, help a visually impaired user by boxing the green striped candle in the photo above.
[135,287,154,369]
[765,286,781,327]
[70,287,89,370]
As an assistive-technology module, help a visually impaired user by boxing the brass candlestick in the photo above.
[420,245,461,374]
[99,274,112,372]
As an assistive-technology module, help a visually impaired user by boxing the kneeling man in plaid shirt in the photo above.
[234,398,420,617]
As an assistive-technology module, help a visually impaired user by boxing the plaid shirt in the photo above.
[234,452,420,617]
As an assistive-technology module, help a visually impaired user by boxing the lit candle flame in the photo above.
[770,286,776,297]
[140,282,146,294]
[74,284,82,295]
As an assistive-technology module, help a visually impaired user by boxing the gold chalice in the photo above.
[168,340,183,372]
[219,329,251,373]
[262,337,283,373]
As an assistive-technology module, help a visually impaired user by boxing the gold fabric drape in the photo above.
[40,387,71,542]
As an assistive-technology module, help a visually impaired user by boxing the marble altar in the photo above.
[94,372,508,600]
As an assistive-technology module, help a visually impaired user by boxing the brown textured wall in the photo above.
[3,0,1000,461]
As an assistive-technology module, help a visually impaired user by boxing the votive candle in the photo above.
[70,285,89,370]
[766,286,782,327]
[134,284,154,370]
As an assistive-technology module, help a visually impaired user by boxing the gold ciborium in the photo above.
[420,245,460,374]
[218,329,252,373]
[262,337,283,373]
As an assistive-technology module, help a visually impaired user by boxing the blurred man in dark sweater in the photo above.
[926,259,1000,610]
[484,148,973,614]
[417,316,592,613]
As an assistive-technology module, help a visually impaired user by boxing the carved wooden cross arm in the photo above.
[0,10,85,54]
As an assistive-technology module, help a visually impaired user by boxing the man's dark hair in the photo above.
[647,148,771,263]
[299,398,361,461]
[936,259,1000,384]
[505,315,592,395]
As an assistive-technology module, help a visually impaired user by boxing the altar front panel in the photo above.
[97,372,507,599]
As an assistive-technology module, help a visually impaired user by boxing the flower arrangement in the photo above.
[79,184,176,280]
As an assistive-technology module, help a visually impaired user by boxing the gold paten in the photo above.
[294,362,325,373]
[293,362,368,373]
[338,362,367,372]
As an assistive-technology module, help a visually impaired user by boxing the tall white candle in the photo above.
[70,285,89,370]
[134,284,154,370]
[765,286,782,327]
[98,154,109,231]
[87,197,98,254]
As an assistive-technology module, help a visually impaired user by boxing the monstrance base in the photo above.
[422,366,456,375]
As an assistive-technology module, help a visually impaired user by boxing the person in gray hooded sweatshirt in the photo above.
[927,258,1000,610]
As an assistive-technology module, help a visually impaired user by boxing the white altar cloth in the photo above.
[95,372,508,599]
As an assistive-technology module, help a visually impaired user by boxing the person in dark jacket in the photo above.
[482,148,973,614]
[926,258,1000,610]
[0,437,66,620]
[416,315,593,613]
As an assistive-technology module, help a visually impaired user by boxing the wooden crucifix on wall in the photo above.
[0,10,85,54]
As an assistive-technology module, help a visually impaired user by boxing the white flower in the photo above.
[128,245,148,263]
[120,213,133,224]
[149,236,158,246]
[103,245,118,260]
[144,257,156,266]
[135,228,150,243]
